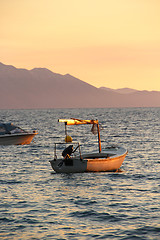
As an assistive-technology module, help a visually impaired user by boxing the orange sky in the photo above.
[1,0,160,90]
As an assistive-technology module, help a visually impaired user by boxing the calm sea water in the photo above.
[0,108,160,240]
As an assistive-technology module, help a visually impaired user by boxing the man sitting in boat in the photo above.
[62,145,74,166]
[62,145,73,159]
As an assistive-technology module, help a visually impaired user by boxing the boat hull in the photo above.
[86,153,127,172]
[0,133,37,145]
[50,147,128,173]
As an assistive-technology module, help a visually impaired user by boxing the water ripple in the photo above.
[0,108,160,240]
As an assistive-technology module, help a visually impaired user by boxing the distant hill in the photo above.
[0,62,160,109]
[99,87,137,94]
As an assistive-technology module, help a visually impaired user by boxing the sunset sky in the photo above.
[1,0,160,91]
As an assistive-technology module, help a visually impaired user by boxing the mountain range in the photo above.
[0,62,160,109]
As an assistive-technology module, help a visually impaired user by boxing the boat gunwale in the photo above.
[0,132,38,138]
[83,150,128,161]
[53,148,127,161]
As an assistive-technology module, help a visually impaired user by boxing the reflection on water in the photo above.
[0,108,160,239]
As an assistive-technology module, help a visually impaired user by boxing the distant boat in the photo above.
[0,123,38,145]
[49,118,128,173]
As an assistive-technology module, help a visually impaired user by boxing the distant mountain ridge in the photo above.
[99,87,138,94]
[0,62,160,109]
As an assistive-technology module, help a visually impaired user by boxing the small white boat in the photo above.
[50,118,128,173]
[0,123,38,145]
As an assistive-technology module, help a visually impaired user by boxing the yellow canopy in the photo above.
[58,118,98,125]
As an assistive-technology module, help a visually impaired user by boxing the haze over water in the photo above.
[0,108,160,239]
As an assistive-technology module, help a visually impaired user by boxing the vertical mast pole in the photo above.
[97,122,102,153]
[65,122,67,137]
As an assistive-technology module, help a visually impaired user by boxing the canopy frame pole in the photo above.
[65,122,67,137]
[97,122,102,153]
[54,143,57,160]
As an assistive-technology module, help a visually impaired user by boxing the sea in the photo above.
[0,108,160,240]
